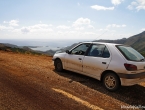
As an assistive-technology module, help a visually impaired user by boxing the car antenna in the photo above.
[93,30,107,42]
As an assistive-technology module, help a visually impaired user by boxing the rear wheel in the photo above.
[54,59,63,72]
[103,73,120,91]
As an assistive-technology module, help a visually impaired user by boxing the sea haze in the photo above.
[0,39,91,51]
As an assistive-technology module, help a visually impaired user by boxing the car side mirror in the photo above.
[66,50,70,54]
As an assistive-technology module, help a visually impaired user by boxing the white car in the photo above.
[52,42,145,91]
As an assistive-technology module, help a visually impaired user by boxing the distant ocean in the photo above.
[0,39,91,51]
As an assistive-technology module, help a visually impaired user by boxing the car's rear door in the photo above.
[83,44,111,79]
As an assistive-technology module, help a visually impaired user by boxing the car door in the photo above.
[65,43,90,72]
[83,44,111,79]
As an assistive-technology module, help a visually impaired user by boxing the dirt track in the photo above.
[0,51,145,110]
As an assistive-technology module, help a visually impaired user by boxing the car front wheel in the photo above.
[103,73,120,91]
[54,59,63,72]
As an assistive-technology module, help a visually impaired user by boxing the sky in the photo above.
[0,0,145,40]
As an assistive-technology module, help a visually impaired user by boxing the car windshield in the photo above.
[116,45,144,62]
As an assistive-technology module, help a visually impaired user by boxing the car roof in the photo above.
[80,41,122,46]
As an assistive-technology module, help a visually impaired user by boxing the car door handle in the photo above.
[78,58,82,60]
[102,62,106,64]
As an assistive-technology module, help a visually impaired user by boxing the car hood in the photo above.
[55,50,66,54]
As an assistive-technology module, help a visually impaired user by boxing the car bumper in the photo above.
[120,77,145,86]
[118,72,145,79]
[117,72,145,86]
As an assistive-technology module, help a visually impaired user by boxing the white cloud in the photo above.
[57,25,70,29]
[57,31,63,34]
[98,29,104,31]
[75,27,84,30]
[111,0,124,5]
[0,18,129,40]
[31,24,49,29]
[127,5,134,10]
[132,1,138,5]
[4,20,19,26]
[97,29,109,32]
[72,18,95,30]
[127,1,138,10]
[141,28,145,31]
[88,25,94,29]
[122,24,126,27]
[21,27,30,33]
[0,25,14,30]
[107,24,126,28]
[84,32,96,35]
[91,5,114,10]
[48,24,53,27]
[128,0,145,11]
[138,0,145,5]
[73,18,91,27]
[15,23,53,34]
[136,5,145,11]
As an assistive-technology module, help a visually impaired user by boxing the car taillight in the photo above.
[124,63,137,71]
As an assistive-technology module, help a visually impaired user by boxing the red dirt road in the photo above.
[0,51,145,110]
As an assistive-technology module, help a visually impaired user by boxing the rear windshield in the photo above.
[116,45,144,62]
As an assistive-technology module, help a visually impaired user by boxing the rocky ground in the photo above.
[0,51,145,110]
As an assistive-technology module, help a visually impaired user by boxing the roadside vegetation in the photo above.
[141,51,145,57]
[0,46,43,55]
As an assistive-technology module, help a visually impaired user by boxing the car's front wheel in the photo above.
[103,73,120,91]
[54,59,63,72]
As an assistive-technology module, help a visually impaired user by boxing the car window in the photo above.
[87,44,106,57]
[71,43,90,55]
[102,47,110,58]
[116,45,144,61]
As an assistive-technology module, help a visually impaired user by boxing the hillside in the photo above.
[124,31,145,53]
[93,38,127,44]
[93,31,145,56]
[0,43,43,55]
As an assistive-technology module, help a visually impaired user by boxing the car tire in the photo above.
[55,59,63,72]
[103,73,120,91]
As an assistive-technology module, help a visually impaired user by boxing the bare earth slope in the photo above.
[0,51,145,110]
